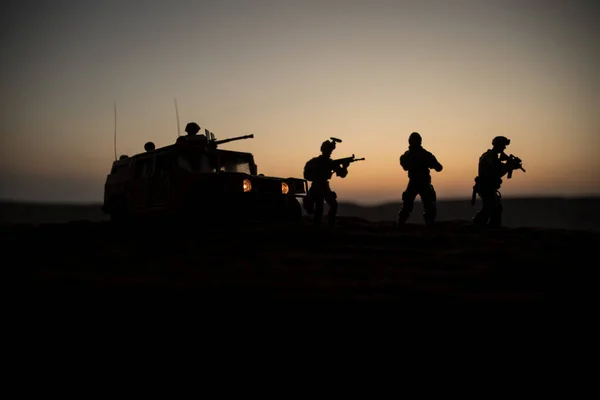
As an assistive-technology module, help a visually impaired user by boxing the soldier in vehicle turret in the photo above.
[397,132,443,227]
[176,122,208,145]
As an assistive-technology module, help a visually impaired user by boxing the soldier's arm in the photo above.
[430,153,443,172]
[399,152,409,171]
[333,163,348,178]
[499,162,513,177]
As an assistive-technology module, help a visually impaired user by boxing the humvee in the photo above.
[102,130,308,223]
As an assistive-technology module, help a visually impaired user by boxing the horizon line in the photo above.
[2,194,600,207]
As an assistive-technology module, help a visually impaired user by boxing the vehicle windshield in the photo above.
[175,149,255,174]
[177,152,215,173]
[218,151,254,174]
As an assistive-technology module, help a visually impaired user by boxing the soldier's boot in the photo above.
[472,207,489,227]
[397,210,410,228]
[327,214,336,228]
[488,205,503,228]
[397,193,413,228]
[312,215,322,226]
[423,214,435,227]
[423,203,437,227]
[472,215,486,227]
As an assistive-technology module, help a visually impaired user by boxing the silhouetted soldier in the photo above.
[397,132,443,227]
[176,122,208,145]
[303,140,349,226]
[472,136,518,227]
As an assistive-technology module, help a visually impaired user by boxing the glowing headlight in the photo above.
[281,182,289,194]
[243,179,252,192]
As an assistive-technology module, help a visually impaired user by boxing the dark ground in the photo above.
[2,197,599,231]
[5,199,598,316]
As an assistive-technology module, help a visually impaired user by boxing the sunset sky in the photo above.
[1,0,598,205]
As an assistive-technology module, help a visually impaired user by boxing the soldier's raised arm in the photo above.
[429,153,443,172]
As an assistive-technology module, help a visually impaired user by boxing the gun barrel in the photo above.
[214,134,254,145]
[334,156,365,165]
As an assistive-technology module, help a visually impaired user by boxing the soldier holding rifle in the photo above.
[302,137,365,227]
[397,132,444,227]
[472,136,526,228]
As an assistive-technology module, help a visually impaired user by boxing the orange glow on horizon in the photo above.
[1,1,598,203]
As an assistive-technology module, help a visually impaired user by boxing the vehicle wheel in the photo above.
[110,209,128,224]
[284,198,303,222]
[109,198,130,225]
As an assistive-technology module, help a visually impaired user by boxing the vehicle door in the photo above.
[149,152,173,207]
[131,157,153,210]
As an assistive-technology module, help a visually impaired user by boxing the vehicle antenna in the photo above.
[113,100,117,161]
[174,97,181,137]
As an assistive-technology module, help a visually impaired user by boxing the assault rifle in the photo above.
[471,153,526,205]
[502,153,526,179]
[333,154,365,167]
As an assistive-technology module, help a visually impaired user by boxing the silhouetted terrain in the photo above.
[339,197,600,232]
[6,202,598,308]
[2,197,599,232]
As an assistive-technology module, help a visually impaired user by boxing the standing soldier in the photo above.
[397,132,443,227]
[302,139,349,227]
[472,136,524,227]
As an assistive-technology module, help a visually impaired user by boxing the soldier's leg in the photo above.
[420,184,437,226]
[302,193,315,214]
[302,187,315,215]
[324,190,338,226]
[397,182,418,226]
[473,189,493,226]
[488,192,503,227]
[313,195,324,224]
[309,187,325,224]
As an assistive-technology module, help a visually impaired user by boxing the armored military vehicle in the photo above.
[102,126,308,223]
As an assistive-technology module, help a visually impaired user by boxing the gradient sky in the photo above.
[1,0,598,205]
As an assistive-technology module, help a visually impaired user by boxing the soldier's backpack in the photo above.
[303,157,319,181]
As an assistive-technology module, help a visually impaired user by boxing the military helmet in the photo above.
[409,132,422,146]
[321,140,336,153]
[185,122,201,135]
[492,136,510,147]
[144,141,155,152]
